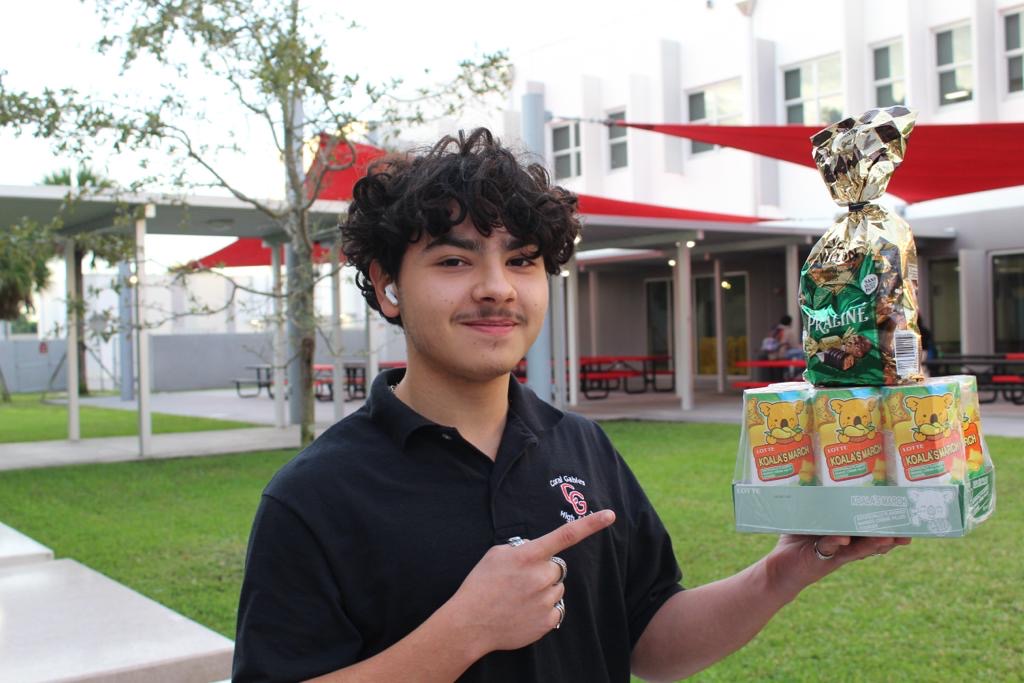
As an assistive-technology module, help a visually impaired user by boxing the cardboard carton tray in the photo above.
[733,467,994,538]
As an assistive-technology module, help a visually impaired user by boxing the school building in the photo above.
[495,0,1024,393]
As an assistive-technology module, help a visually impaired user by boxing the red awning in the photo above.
[618,121,1024,204]
[194,238,333,268]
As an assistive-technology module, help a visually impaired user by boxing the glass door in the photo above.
[694,273,748,375]
[928,258,961,355]
[993,253,1024,353]
[645,279,673,371]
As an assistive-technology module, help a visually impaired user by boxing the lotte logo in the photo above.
[560,482,588,516]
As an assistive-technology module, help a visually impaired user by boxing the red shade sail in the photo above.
[576,193,763,223]
[194,238,333,268]
[618,121,1024,204]
[306,133,388,201]
[309,138,767,223]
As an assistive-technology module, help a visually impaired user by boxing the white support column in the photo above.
[567,256,580,407]
[551,274,567,410]
[972,0,998,121]
[713,258,726,394]
[331,242,344,422]
[674,242,693,410]
[65,238,80,442]
[135,206,154,456]
[366,303,379,384]
[271,244,286,428]
[587,270,599,356]
[785,244,801,339]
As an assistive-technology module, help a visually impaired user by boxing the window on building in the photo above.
[936,23,973,105]
[782,54,842,125]
[993,253,1024,353]
[873,41,906,107]
[1006,11,1023,93]
[687,78,742,154]
[552,122,581,180]
[607,110,628,169]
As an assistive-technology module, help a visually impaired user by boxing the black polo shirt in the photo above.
[233,368,683,682]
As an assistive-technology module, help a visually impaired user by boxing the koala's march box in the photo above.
[732,478,994,538]
[732,382,996,537]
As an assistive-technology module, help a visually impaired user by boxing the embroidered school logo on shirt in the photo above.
[550,474,588,522]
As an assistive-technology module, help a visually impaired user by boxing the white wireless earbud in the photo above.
[384,284,399,306]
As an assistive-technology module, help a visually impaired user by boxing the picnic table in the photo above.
[313,360,408,402]
[234,364,276,398]
[578,355,672,399]
[924,354,1024,404]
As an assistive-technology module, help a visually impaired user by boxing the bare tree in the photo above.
[0,0,511,443]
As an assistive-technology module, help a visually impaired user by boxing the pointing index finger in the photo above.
[528,510,616,558]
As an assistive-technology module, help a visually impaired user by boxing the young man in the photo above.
[233,129,908,682]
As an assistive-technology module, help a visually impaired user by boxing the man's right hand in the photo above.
[447,509,616,656]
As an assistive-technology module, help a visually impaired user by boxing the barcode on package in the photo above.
[894,331,921,378]
[908,261,918,284]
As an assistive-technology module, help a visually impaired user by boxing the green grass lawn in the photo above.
[0,421,1019,680]
[0,392,257,443]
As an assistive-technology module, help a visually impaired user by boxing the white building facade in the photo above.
[499,0,1024,372]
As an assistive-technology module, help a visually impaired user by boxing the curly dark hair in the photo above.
[340,128,581,326]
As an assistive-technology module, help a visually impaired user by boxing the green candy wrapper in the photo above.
[801,107,924,386]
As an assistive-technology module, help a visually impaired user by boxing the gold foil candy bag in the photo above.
[800,107,923,386]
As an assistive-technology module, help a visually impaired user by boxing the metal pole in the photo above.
[271,244,287,428]
[331,241,344,422]
[286,243,302,424]
[714,258,727,394]
[551,274,567,410]
[785,244,801,339]
[135,206,154,455]
[675,242,694,410]
[65,238,79,441]
[566,257,579,407]
[522,89,553,403]
[366,303,380,383]
[118,262,134,401]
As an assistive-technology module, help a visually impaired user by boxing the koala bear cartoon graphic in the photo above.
[829,397,878,443]
[905,393,954,442]
[758,400,806,445]
[908,488,956,533]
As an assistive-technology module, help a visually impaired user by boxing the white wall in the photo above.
[501,0,1023,223]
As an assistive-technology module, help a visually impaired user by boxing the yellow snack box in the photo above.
[811,386,886,486]
[945,375,988,478]
[881,380,966,485]
[742,386,815,485]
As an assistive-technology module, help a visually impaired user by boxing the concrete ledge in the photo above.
[0,522,53,568]
[0,559,233,682]
[0,426,304,472]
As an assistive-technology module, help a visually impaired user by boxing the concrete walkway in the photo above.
[2,384,1021,473]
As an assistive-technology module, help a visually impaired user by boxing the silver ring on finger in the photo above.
[550,556,568,585]
[553,598,565,630]
[813,540,836,561]
[507,536,529,548]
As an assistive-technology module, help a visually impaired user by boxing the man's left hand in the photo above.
[766,535,912,600]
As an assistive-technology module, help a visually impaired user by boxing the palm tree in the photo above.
[41,167,132,396]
